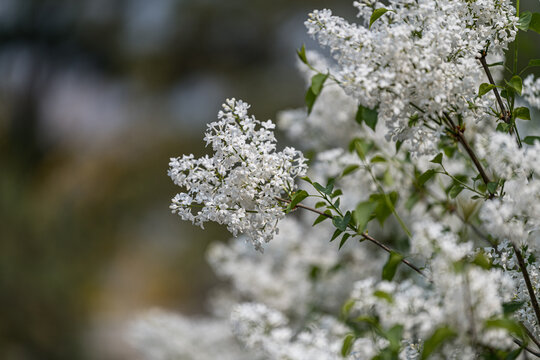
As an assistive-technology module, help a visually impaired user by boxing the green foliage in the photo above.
[517,11,532,31]
[356,104,379,130]
[502,301,525,316]
[285,190,309,213]
[513,107,530,120]
[373,290,394,303]
[523,136,540,145]
[353,201,377,233]
[341,334,355,357]
[297,44,308,64]
[430,153,443,165]
[530,13,540,34]
[478,83,496,97]
[418,169,437,186]
[306,73,329,114]
[484,318,525,340]
[369,8,392,29]
[506,76,523,96]
[382,251,403,281]
[421,327,457,360]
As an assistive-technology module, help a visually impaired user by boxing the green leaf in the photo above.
[342,164,359,176]
[369,8,391,29]
[353,201,377,233]
[418,169,436,186]
[296,44,308,64]
[472,251,492,270]
[353,139,367,161]
[528,59,540,67]
[517,11,532,31]
[305,88,317,115]
[485,318,525,339]
[487,181,498,194]
[341,299,355,318]
[369,193,395,225]
[523,136,540,145]
[496,122,511,133]
[430,153,443,165]
[331,189,343,198]
[306,73,329,114]
[370,155,386,163]
[382,251,403,281]
[309,265,321,280]
[385,324,403,351]
[333,211,351,232]
[330,228,343,242]
[341,334,355,357]
[530,12,540,34]
[514,107,530,120]
[355,105,378,130]
[449,185,464,199]
[313,181,333,196]
[478,83,496,97]
[339,233,351,250]
[506,76,523,96]
[285,190,309,213]
[502,301,525,316]
[421,327,457,360]
[373,290,394,303]
[315,201,326,208]
[312,213,330,226]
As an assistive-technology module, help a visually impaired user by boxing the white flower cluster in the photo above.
[305,0,517,156]
[168,98,307,250]
[523,74,540,109]
[477,133,540,249]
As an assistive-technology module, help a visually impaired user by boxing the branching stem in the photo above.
[513,244,540,329]
[275,196,427,278]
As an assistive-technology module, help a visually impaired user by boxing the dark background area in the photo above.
[0,0,538,359]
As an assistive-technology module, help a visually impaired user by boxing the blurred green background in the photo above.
[0,0,538,359]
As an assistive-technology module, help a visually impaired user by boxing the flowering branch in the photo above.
[513,244,540,329]
[477,51,510,124]
[275,197,427,278]
[442,112,493,189]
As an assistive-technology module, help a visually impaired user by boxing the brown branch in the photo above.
[513,338,540,358]
[275,196,427,279]
[522,322,540,351]
[442,112,493,189]
[513,244,540,329]
[477,52,510,123]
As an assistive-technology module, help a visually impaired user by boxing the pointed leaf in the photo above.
[421,327,457,360]
[296,44,308,64]
[478,83,496,97]
[382,251,403,281]
[418,169,436,186]
[313,213,330,226]
[502,301,525,316]
[449,185,464,199]
[528,59,540,67]
[330,228,343,242]
[341,334,355,357]
[523,136,540,145]
[369,8,391,29]
[530,12,540,34]
[342,164,359,176]
[430,153,443,164]
[517,11,532,31]
[339,233,351,250]
[514,107,530,120]
[353,201,377,233]
[286,190,309,213]
[507,76,523,96]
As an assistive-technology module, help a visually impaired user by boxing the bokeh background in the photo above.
[1,0,538,359]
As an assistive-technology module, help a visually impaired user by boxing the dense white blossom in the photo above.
[305,0,517,156]
[523,74,540,109]
[168,98,307,250]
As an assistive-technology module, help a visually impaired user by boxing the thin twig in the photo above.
[513,244,540,329]
[443,112,493,188]
[513,338,540,358]
[275,197,427,278]
[522,322,540,350]
[478,52,510,123]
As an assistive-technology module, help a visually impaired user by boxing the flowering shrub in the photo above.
[129,0,540,359]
